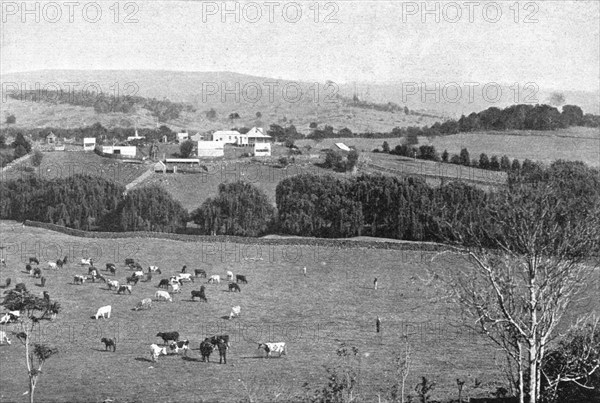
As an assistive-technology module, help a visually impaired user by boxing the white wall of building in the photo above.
[254,143,271,157]
[101,146,137,157]
[197,141,225,157]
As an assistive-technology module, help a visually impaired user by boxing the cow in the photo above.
[156,332,179,344]
[43,291,50,302]
[236,275,248,284]
[81,258,93,266]
[0,311,20,324]
[169,340,190,356]
[199,339,215,362]
[29,257,39,265]
[169,283,181,293]
[74,275,87,285]
[216,339,228,364]
[208,275,220,284]
[150,344,168,362]
[133,270,145,279]
[95,273,107,283]
[89,266,99,275]
[126,276,139,285]
[25,264,32,274]
[228,283,241,293]
[181,265,187,273]
[108,265,116,275]
[125,258,135,266]
[117,285,132,294]
[56,259,64,269]
[105,263,115,271]
[148,266,161,274]
[47,261,57,270]
[191,287,207,302]
[94,305,111,319]
[33,267,42,278]
[101,337,116,352]
[131,262,143,270]
[0,331,11,345]
[208,335,230,348]
[107,280,120,290]
[229,306,241,319]
[194,269,207,278]
[176,273,194,283]
[134,298,152,311]
[257,342,287,358]
[226,271,234,281]
[155,290,173,302]
[157,279,170,289]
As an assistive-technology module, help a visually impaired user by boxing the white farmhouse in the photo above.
[83,137,96,151]
[177,131,189,143]
[101,146,137,158]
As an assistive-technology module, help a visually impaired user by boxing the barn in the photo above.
[101,146,137,158]
[197,141,225,157]
[83,137,96,151]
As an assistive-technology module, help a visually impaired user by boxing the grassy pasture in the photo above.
[0,222,597,402]
[0,151,149,187]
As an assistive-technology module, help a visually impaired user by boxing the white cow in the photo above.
[176,273,194,283]
[0,311,20,324]
[94,305,112,320]
[47,261,57,270]
[81,258,93,266]
[169,283,181,293]
[302,267,307,276]
[0,331,11,345]
[148,266,161,274]
[229,305,241,319]
[208,275,221,284]
[134,298,152,311]
[74,275,87,284]
[155,290,173,302]
[226,271,234,281]
[150,343,168,362]
[107,280,120,290]
[258,342,287,358]
[133,270,145,278]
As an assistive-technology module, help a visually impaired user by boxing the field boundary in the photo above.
[23,220,457,252]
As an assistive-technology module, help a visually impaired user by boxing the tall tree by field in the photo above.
[2,288,60,403]
[179,140,195,158]
[11,133,32,153]
[434,161,600,403]
[191,181,274,237]
[459,148,470,166]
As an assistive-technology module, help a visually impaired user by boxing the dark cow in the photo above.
[29,257,39,265]
[191,286,207,302]
[88,266,98,275]
[25,263,32,273]
[156,332,179,345]
[194,269,207,278]
[33,267,42,278]
[126,276,139,285]
[117,285,132,294]
[43,291,50,302]
[125,258,135,266]
[199,339,215,362]
[158,279,170,289]
[216,339,228,364]
[109,266,116,275]
[236,275,248,284]
[181,265,187,273]
[101,337,116,352]
[55,259,63,269]
[209,335,230,347]
[106,263,116,271]
[95,273,107,283]
[228,283,241,292]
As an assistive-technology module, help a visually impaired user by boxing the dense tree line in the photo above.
[8,90,195,122]
[190,181,274,237]
[0,176,188,233]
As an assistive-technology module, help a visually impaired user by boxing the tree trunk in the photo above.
[518,342,525,403]
[529,345,537,403]
[29,376,37,403]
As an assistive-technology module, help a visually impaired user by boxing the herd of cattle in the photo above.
[0,256,286,364]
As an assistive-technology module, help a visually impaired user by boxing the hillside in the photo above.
[1,70,445,133]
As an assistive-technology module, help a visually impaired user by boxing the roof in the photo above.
[165,158,200,163]
[246,127,271,138]
[333,143,351,152]
[213,130,241,136]
[46,132,56,138]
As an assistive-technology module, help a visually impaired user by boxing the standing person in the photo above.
[376,316,381,333]
[302,267,307,276]
[374,277,378,290]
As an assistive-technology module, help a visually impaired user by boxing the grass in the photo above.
[0,151,150,187]
[0,221,597,402]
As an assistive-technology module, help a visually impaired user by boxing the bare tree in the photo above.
[2,288,60,403]
[435,182,600,403]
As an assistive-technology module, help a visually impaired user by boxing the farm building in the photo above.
[331,142,351,156]
[154,161,167,173]
[254,143,271,157]
[101,146,137,158]
[46,132,56,144]
[127,130,145,142]
[177,131,189,143]
[246,127,272,144]
[165,158,201,164]
[190,132,204,141]
[197,141,225,157]
[211,130,247,145]
[83,137,96,151]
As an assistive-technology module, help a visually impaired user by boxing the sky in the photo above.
[1,1,599,92]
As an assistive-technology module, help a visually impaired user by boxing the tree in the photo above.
[338,127,353,137]
[229,112,240,121]
[441,150,449,163]
[500,155,511,171]
[548,92,566,107]
[31,150,44,167]
[479,153,490,169]
[179,140,195,158]
[14,144,28,158]
[511,159,521,171]
[2,288,60,403]
[404,106,409,115]
[561,105,584,127]
[6,114,16,124]
[309,122,318,129]
[489,155,500,170]
[11,132,32,153]
[205,108,217,120]
[459,148,470,166]
[255,111,262,119]
[324,150,343,169]
[435,180,600,403]
[347,149,359,172]
[382,141,390,153]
